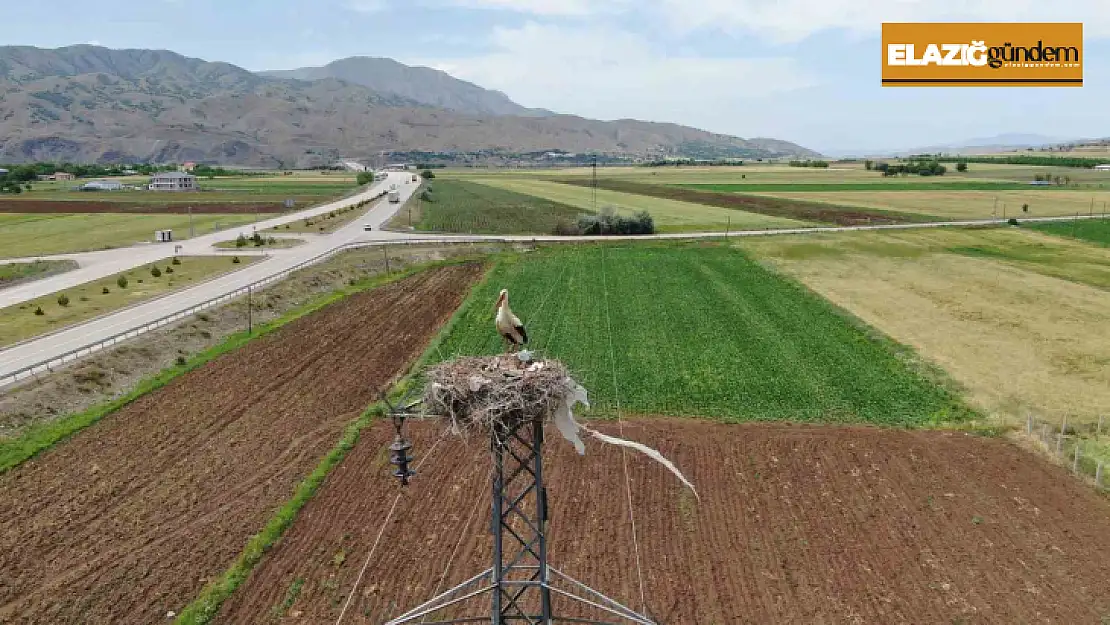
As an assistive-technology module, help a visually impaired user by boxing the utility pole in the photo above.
[188,205,194,239]
[385,413,657,625]
[592,155,598,214]
[247,286,252,335]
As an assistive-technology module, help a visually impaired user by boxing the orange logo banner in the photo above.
[882,23,1083,87]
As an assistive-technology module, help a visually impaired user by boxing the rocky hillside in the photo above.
[262,56,553,118]
[0,45,820,166]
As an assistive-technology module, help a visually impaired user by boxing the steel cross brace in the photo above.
[384,415,656,625]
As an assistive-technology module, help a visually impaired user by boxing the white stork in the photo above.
[495,289,528,352]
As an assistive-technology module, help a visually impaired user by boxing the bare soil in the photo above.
[218,419,1110,624]
[0,264,483,624]
[0,200,286,214]
[555,178,936,226]
[0,242,515,439]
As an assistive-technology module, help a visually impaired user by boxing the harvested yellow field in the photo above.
[743,228,1110,425]
[464,176,810,231]
[757,190,1110,220]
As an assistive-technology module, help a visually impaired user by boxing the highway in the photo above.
[0,171,1105,387]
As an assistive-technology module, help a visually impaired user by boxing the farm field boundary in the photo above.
[432,243,974,425]
[553,178,938,225]
[0,263,483,624]
[741,228,1110,426]
[679,181,1034,192]
[1030,217,1110,247]
[464,177,809,232]
[215,419,1110,623]
[0,259,481,475]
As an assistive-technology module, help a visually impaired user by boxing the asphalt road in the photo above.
[0,172,419,384]
[0,173,1105,386]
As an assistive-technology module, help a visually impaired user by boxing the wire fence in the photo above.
[1026,413,1108,490]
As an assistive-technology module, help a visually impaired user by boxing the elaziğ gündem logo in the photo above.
[882,23,1083,86]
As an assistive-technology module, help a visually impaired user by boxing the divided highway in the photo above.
[1,173,1104,387]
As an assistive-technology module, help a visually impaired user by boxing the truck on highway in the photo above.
[388,189,400,203]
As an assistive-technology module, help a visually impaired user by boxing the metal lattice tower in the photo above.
[384,413,656,625]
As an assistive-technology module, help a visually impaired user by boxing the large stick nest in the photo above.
[424,354,574,432]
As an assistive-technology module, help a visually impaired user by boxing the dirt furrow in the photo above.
[0,263,483,624]
[218,419,1110,624]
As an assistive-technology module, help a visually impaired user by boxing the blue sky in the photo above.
[3,0,1109,154]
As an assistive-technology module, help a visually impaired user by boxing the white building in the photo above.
[150,171,198,191]
[81,180,123,191]
[1095,164,1110,171]
[0,168,9,175]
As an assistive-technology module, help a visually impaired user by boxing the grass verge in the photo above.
[0,255,261,348]
[0,259,77,288]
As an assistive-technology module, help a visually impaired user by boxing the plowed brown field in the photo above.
[0,200,286,214]
[0,263,483,625]
[219,420,1110,625]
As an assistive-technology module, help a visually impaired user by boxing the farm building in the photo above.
[36,172,76,181]
[150,171,198,191]
[81,180,123,191]
[1095,164,1110,171]
[0,168,7,175]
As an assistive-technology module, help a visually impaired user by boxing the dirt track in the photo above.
[555,178,934,226]
[0,263,483,624]
[0,200,287,214]
[218,419,1110,624]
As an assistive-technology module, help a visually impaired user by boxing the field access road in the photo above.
[0,173,407,305]
[0,179,1104,387]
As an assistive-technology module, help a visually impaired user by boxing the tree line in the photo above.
[788,160,830,168]
[930,155,1107,169]
[865,158,952,176]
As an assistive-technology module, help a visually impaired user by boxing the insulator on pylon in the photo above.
[389,434,415,485]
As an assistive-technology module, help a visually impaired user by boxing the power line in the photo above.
[334,427,452,625]
[599,245,648,615]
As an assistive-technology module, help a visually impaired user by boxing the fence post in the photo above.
[1073,445,1080,474]
[1098,462,1104,487]
[1099,414,1104,437]
[1026,413,1033,435]
[1057,416,1067,455]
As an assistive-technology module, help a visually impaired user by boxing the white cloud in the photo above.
[655,0,1110,43]
[414,22,814,137]
[432,0,628,16]
[345,0,387,14]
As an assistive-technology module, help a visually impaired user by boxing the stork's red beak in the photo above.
[495,292,505,310]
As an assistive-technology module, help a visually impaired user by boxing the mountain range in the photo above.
[0,45,818,167]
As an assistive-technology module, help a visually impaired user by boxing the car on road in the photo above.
[363,224,373,231]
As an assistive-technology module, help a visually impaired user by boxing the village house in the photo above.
[149,171,198,191]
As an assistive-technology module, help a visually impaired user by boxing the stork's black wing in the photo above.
[515,324,528,344]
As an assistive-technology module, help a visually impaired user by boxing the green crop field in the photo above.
[0,213,263,258]
[1029,218,1110,247]
[465,177,810,232]
[433,244,971,424]
[408,179,587,234]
